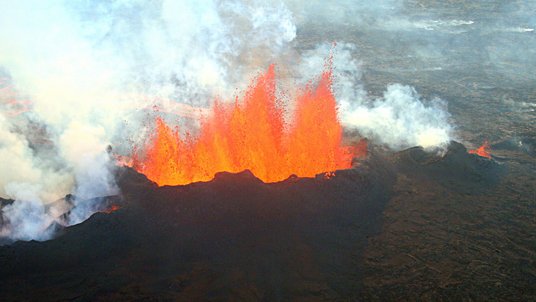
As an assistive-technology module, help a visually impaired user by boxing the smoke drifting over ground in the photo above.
[0,0,457,241]
[299,43,452,150]
[293,1,536,84]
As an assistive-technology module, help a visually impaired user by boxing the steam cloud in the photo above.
[299,42,452,150]
[0,0,456,242]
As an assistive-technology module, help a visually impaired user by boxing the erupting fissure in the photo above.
[469,141,492,159]
[132,65,363,186]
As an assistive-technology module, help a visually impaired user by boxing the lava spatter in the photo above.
[133,65,360,186]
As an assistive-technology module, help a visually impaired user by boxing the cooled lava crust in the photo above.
[0,141,505,301]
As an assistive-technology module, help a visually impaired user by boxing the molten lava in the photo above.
[469,141,492,159]
[133,65,362,186]
[102,204,121,214]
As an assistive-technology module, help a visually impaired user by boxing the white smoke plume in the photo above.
[341,84,452,150]
[298,42,453,150]
[1,183,56,241]
[0,0,454,242]
[0,0,298,241]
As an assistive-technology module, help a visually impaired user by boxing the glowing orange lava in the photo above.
[468,141,491,159]
[102,204,121,214]
[132,65,362,186]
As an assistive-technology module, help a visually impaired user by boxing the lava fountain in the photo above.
[469,141,492,159]
[132,65,363,186]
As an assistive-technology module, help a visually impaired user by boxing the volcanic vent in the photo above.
[0,154,397,300]
[132,65,365,186]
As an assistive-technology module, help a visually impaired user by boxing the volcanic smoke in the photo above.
[0,0,454,242]
[132,65,363,186]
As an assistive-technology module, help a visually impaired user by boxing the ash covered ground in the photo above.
[1,0,535,301]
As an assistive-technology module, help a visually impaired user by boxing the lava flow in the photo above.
[133,65,363,186]
[469,141,492,159]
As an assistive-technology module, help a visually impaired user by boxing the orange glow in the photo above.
[113,154,133,168]
[468,141,491,159]
[0,79,32,117]
[323,171,336,180]
[132,65,362,186]
[102,204,121,214]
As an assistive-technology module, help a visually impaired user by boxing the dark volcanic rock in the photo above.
[363,142,534,301]
[395,141,506,193]
[0,153,395,301]
[0,195,124,246]
[492,136,536,157]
